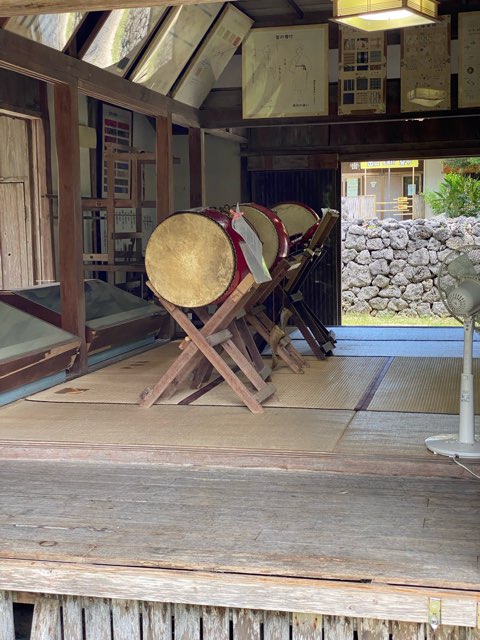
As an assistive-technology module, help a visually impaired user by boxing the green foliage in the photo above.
[422,173,480,218]
[443,157,480,173]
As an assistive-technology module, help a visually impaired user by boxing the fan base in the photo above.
[425,434,480,459]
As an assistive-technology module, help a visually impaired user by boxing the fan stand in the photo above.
[425,317,480,459]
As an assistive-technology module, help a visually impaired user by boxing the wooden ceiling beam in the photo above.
[0,0,233,16]
[0,29,200,127]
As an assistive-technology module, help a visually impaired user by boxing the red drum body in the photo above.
[237,203,290,270]
[272,202,320,249]
[145,208,250,308]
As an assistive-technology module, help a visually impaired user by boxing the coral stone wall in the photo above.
[341,216,480,317]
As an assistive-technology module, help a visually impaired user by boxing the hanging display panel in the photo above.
[338,26,386,115]
[82,7,167,77]
[101,104,132,199]
[242,24,329,119]
[172,4,253,108]
[401,17,451,113]
[130,3,222,95]
[4,12,85,51]
[458,11,480,109]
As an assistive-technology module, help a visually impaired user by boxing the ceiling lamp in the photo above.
[331,0,439,31]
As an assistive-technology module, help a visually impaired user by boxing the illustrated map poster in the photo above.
[401,17,451,113]
[458,11,480,109]
[243,24,329,119]
[338,26,386,115]
[5,12,85,51]
[82,7,167,77]
[173,4,253,108]
[131,3,222,95]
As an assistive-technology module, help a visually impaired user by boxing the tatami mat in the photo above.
[367,357,480,414]
[192,357,387,410]
[27,341,193,405]
[0,401,353,452]
[335,410,475,457]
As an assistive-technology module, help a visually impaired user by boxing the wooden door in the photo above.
[0,114,34,287]
[0,181,30,288]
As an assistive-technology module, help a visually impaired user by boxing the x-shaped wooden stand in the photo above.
[138,274,277,413]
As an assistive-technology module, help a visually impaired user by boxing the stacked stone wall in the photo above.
[341,216,480,317]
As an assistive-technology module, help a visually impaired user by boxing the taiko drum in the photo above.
[145,208,251,308]
[236,203,290,269]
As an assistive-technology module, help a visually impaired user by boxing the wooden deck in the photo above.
[0,327,479,637]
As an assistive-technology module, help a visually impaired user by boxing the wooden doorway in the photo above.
[0,112,53,288]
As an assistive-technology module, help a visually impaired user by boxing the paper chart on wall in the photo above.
[338,26,386,115]
[131,4,222,95]
[458,11,480,109]
[242,24,329,119]
[400,17,451,113]
[172,4,253,108]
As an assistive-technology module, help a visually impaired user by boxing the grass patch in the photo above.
[343,312,458,327]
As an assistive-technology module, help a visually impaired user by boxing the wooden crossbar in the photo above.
[278,210,340,359]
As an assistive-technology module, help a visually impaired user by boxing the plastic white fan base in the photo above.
[425,434,480,459]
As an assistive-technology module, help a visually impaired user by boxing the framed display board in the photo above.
[131,3,222,95]
[242,24,329,119]
[172,4,253,108]
[338,26,386,115]
[4,12,85,51]
[458,11,480,109]
[101,104,132,198]
[401,17,451,113]
[82,7,167,77]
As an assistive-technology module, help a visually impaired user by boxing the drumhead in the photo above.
[272,202,319,240]
[145,212,236,308]
[239,204,283,269]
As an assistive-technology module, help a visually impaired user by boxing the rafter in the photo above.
[0,0,232,16]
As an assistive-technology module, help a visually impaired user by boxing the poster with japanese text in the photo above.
[243,24,329,119]
[338,26,386,115]
[401,17,451,113]
[172,4,253,108]
[131,4,222,95]
[458,12,480,108]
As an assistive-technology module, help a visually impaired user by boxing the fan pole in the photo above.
[459,317,475,444]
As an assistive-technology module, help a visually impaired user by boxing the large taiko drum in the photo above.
[272,202,321,250]
[145,208,251,308]
[235,203,290,270]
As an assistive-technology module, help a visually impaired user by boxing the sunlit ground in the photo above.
[342,313,458,327]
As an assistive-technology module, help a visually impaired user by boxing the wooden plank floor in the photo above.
[0,460,478,592]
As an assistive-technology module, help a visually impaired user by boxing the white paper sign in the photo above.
[231,211,271,284]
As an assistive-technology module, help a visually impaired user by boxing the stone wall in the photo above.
[341,216,480,317]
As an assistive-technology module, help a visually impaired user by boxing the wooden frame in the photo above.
[0,27,196,375]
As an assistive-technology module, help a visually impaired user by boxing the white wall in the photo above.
[423,159,445,217]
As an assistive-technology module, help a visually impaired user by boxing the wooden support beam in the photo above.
[188,128,205,209]
[0,0,233,15]
[156,114,174,224]
[54,82,87,374]
[0,29,199,127]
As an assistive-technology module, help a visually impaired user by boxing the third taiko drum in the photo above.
[145,208,251,309]
[271,201,321,251]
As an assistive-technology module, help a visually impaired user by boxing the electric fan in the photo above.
[425,245,480,459]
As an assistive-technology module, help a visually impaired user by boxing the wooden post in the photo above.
[53,81,87,373]
[156,114,173,224]
[189,127,205,208]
